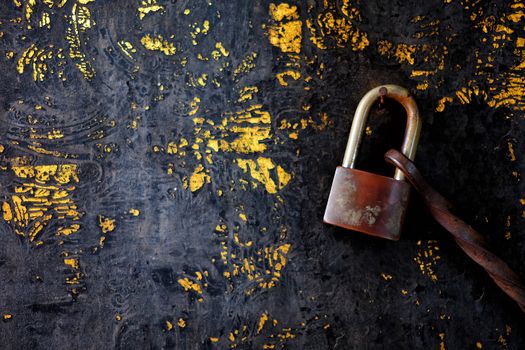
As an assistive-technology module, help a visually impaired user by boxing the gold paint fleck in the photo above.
[439,333,446,350]
[63,258,79,269]
[414,240,441,281]
[380,273,393,281]
[508,142,516,161]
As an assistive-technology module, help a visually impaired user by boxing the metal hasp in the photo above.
[323,85,422,240]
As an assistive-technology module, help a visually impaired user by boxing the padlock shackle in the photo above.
[341,85,421,181]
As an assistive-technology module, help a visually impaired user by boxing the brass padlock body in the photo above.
[324,167,411,240]
[323,85,421,240]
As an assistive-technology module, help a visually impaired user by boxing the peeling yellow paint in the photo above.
[436,97,453,112]
[269,3,299,21]
[138,0,164,20]
[118,40,137,60]
[233,52,257,80]
[237,158,292,194]
[276,70,301,87]
[257,312,269,334]
[98,215,116,233]
[306,0,369,51]
[140,34,176,55]
[211,42,229,60]
[178,277,203,294]
[189,164,210,192]
[64,258,79,269]
[268,3,302,54]
[188,97,201,116]
[2,163,81,242]
[66,1,97,79]
[238,86,259,102]
[17,43,57,81]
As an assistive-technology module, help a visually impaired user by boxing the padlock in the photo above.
[323,85,422,240]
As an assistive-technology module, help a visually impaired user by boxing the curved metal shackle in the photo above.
[341,85,422,181]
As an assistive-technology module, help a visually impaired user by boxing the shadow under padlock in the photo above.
[323,85,422,240]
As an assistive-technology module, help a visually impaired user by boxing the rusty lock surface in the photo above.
[323,85,422,240]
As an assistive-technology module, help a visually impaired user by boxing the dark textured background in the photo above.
[0,0,524,349]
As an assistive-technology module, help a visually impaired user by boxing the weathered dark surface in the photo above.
[0,0,524,349]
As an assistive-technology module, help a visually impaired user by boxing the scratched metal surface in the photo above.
[0,0,524,349]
